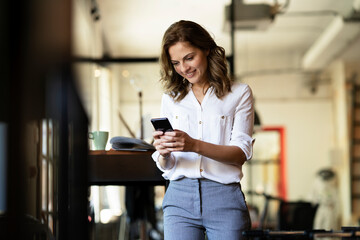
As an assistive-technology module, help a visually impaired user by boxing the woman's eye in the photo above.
[186,57,193,61]
[172,62,179,66]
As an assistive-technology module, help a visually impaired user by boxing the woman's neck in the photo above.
[191,82,210,104]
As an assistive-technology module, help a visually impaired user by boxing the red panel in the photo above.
[262,126,287,200]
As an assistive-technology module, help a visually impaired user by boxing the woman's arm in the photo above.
[195,138,247,166]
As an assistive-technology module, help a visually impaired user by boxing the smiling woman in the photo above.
[151,20,255,240]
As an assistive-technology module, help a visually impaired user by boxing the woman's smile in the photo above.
[184,70,196,78]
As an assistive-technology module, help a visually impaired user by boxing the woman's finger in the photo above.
[162,141,185,150]
[153,138,163,147]
[152,131,164,139]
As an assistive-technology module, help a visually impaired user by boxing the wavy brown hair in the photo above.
[160,20,232,102]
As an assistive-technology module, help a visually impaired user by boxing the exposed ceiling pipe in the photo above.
[302,15,360,71]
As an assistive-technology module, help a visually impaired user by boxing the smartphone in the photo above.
[151,117,173,132]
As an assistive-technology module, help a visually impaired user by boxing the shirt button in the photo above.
[199,121,202,124]
[221,116,225,119]
[175,116,178,119]
[200,169,203,172]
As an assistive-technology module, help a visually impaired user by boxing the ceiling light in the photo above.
[224,0,276,31]
[94,69,101,78]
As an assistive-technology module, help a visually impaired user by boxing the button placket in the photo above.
[197,106,203,175]
[197,108,202,138]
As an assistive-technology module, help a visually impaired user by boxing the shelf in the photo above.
[351,194,360,199]
[351,176,360,181]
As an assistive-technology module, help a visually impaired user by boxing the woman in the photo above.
[152,20,254,240]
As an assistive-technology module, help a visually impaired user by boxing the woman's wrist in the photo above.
[159,153,175,170]
[193,138,201,154]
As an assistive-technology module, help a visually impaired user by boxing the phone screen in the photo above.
[151,117,173,132]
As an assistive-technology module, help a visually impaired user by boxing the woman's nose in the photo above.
[180,62,190,73]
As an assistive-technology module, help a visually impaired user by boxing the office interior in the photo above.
[1,0,360,239]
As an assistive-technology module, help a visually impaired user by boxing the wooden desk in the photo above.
[88,150,166,186]
[88,150,165,240]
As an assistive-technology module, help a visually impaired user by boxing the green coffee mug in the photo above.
[89,131,109,150]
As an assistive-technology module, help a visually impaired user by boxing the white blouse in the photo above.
[152,82,255,184]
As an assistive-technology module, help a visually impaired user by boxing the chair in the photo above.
[277,201,318,230]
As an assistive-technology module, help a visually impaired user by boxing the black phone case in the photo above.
[151,117,173,132]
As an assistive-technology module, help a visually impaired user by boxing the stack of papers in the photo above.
[110,136,155,151]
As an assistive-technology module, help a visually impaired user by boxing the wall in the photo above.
[241,70,335,201]
[234,33,335,198]
[237,42,359,225]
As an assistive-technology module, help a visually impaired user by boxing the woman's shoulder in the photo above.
[162,92,181,105]
[231,82,252,94]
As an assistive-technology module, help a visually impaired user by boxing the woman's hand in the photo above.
[152,130,178,169]
[153,129,196,154]
[152,130,172,158]
[159,130,197,152]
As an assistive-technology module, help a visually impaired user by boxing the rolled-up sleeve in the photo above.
[151,151,178,179]
[229,85,255,160]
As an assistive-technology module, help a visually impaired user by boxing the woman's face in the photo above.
[168,41,209,86]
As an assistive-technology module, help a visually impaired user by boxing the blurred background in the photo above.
[1,0,360,239]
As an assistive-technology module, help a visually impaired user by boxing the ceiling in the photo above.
[95,0,360,73]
